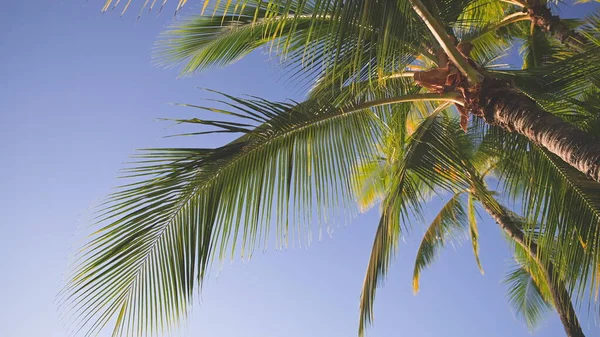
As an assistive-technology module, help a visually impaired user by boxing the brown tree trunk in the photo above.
[478,198,585,337]
[473,78,600,182]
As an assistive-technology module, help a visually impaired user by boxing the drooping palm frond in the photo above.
[61,95,379,337]
[154,2,336,75]
[412,192,467,294]
[467,193,484,275]
[484,124,600,307]
[504,265,553,330]
[358,112,490,336]
[156,0,434,88]
[62,89,467,337]
[501,219,556,330]
[358,111,442,337]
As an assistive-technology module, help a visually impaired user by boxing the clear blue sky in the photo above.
[1,1,598,337]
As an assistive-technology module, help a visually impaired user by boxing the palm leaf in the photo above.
[467,193,484,275]
[412,192,467,294]
[490,128,600,305]
[154,2,334,75]
[62,89,468,337]
[156,0,433,87]
[504,265,553,330]
[358,111,485,336]
[62,93,387,337]
[358,110,447,337]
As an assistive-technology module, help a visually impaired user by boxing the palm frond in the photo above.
[353,160,388,213]
[154,2,331,75]
[412,192,467,294]
[484,125,600,310]
[358,110,448,337]
[467,193,484,275]
[156,0,433,88]
[504,265,553,330]
[358,110,489,336]
[62,89,467,337]
[520,22,557,70]
[62,93,392,337]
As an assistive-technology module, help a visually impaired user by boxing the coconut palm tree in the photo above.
[63,1,600,336]
[149,0,600,180]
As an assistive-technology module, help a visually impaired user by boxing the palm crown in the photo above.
[63,1,600,337]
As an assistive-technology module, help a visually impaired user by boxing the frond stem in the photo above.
[345,92,464,113]
[499,0,526,6]
[407,0,484,83]
[379,72,416,80]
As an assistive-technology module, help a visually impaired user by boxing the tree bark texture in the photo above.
[479,199,585,337]
[526,4,586,50]
[474,78,600,182]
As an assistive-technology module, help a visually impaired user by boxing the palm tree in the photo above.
[149,0,600,180]
[352,114,585,336]
[63,1,600,336]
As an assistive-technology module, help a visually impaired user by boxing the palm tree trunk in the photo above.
[474,78,600,182]
[526,3,586,50]
[478,198,585,337]
[408,0,600,181]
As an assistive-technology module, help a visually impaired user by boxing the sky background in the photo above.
[1,1,599,337]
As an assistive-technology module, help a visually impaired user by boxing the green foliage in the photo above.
[359,111,465,336]
[467,193,484,275]
[156,0,430,88]
[62,93,392,336]
[412,193,467,294]
[504,266,553,329]
[67,1,600,337]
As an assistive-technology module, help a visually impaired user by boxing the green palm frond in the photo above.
[510,236,554,303]
[358,111,489,336]
[61,95,380,337]
[63,90,467,337]
[156,0,433,86]
[353,160,389,213]
[520,21,559,70]
[504,265,553,330]
[358,215,403,337]
[412,192,467,294]
[490,128,600,301]
[278,1,435,94]
[154,2,334,75]
[358,110,448,337]
[467,193,484,275]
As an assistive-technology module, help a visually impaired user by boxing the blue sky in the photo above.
[1,1,598,337]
